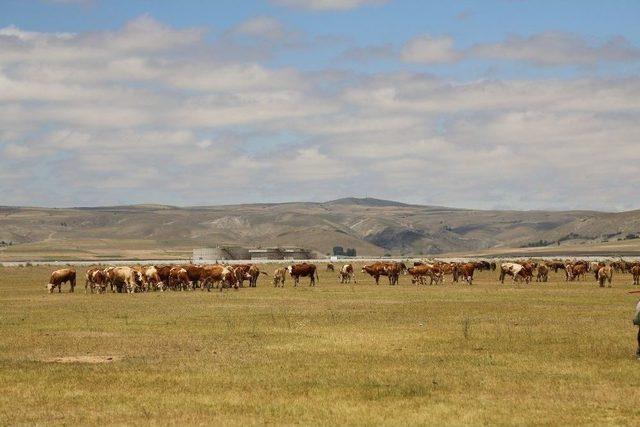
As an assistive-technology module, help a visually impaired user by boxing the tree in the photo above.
[333,246,344,256]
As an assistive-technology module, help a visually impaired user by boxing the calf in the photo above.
[272,267,287,287]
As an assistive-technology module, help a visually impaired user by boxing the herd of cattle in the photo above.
[45,259,640,293]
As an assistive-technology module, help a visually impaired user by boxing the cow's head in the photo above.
[286,266,292,274]
[46,283,54,293]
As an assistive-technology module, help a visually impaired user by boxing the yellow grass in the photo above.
[1,264,640,425]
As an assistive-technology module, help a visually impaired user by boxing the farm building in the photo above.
[192,246,250,262]
[248,247,313,260]
[248,248,283,260]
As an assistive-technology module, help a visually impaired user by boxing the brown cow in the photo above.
[201,265,239,291]
[339,264,356,284]
[536,264,549,282]
[407,264,434,285]
[384,262,407,285]
[457,263,475,285]
[47,268,76,293]
[632,265,640,286]
[169,267,191,291]
[247,264,268,287]
[326,263,335,272]
[287,263,318,286]
[230,264,252,288]
[361,263,388,285]
[272,267,287,287]
[180,265,205,289]
[86,267,108,293]
[597,266,613,287]
[154,265,172,287]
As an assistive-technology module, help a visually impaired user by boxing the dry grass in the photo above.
[1,264,640,425]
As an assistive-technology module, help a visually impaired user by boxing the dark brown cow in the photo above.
[632,265,640,286]
[154,265,173,287]
[47,268,76,293]
[287,263,318,286]
[547,261,565,274]
[326,263,335,272]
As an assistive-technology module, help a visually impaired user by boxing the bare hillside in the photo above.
[1,198,640,260]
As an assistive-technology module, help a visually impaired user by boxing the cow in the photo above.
[169,267,191,291]
[597,266,613,288]
[85,267,108,293]
[144,266,163,291]
[457,263,475,285]
[632,265,640,286]
[47,268,76,293]
[547,261,566,274]
[287,263,318,286]
[474,261,491,271]
[384,262,407,285]
[339,263,356,284]
[499,263,526,284]
[326,263,335,272]
[108,267,143,293]
[361,262,392,285]
[408,264,433,285]
[272,267,287,287]
[201,265,238,291]
[519,262,536,283]
[536,264,549,282]
[247,264,268,287]
[566,263,587,281]
[229,264,252,288]
[180,265,206,289]
[154,265,173,288]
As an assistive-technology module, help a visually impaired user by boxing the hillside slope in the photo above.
[1,198,640,260]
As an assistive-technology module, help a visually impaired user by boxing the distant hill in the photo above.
[1,198,640,260]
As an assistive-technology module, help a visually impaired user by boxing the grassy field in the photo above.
[2,264,640,425]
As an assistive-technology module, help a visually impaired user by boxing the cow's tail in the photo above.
[260,271,269,276]
[315,268,319,284]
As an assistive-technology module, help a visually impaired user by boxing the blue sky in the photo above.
[0,0,639,209]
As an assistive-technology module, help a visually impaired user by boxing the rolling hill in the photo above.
[1,198,640,260]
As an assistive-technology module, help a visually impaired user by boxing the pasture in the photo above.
[1,264,640,425]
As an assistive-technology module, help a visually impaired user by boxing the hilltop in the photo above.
[1,198,640,260]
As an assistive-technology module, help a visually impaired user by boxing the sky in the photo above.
[1,0,639,210]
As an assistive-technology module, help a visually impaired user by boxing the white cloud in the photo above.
[401,35,461,64]
[472,31,640,66]
[0,17,639,210]
[232,16,288,40]
[269,0,387,11]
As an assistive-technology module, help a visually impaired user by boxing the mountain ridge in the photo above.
[1,197,639,260]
